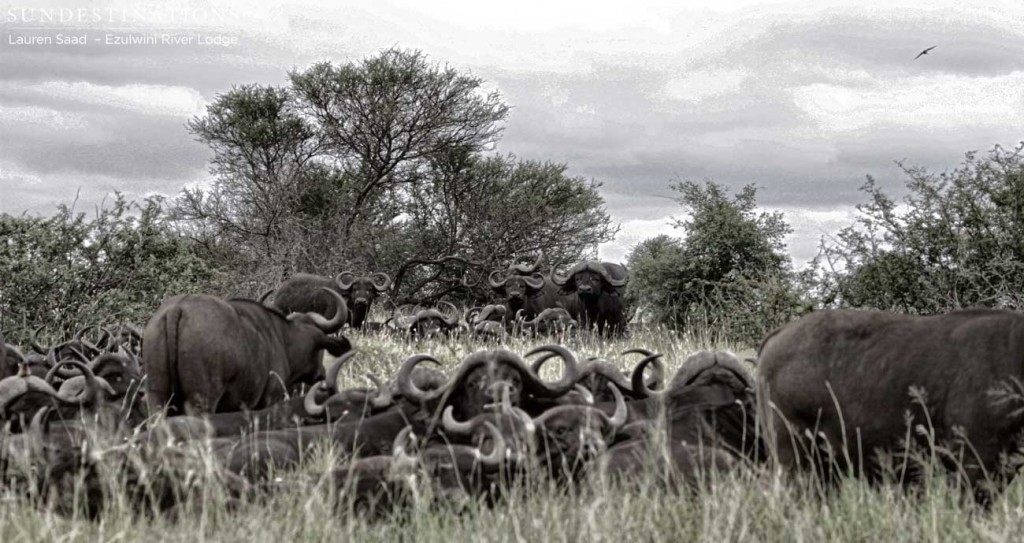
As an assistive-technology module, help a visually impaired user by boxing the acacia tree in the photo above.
[811,142,1024,312]
[289,49,510,239]
[178,48,615,302]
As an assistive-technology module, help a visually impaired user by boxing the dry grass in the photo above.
[3,327,1024,542]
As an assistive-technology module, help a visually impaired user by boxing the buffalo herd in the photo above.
[4,257,1024,518]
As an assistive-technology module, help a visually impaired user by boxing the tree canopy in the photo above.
[177,48,615,302]
[627,181,803,343]
[810,142,1024,313]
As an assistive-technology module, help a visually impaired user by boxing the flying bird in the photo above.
[914,45,937,60]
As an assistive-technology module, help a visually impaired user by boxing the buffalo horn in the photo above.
[488,270,508,289]
[371,272,391,292]
[336,271,357,290]
[288,287,347,331]
[441,405,474,436]
[630,352,666,400]
[474,422,506,468]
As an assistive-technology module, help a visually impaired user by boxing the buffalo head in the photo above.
[488,272,546,305]
[337,271,391,308]
[533,382,627,478]
[396,345,578,420]
[552,261,627,298]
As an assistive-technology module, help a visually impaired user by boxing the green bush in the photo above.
[0,194,221,344]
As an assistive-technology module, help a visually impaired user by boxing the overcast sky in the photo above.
[2,0,1022,266]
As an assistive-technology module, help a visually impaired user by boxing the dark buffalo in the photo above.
[337,271,391,329]
[519,307,578,336]
[136,354,391,446]
[629,350,760,461]
[329,423,507,515]
[601,433,737,491]
[0,361,104,431]
[757,308,1024,499]
[270,273,351,333]
[532,383,627,480]
[143,289,351,416]
[466,304,509,328]
[488,257,578,322]
[396,346,579,420]
[388,302,465,339]
[225,400,430,482]
[551,261,628,336]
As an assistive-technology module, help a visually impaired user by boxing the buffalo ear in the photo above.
[323,336,352,357]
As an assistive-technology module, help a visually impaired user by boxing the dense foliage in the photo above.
[809,142,1024,313]
[627,181,806,343]
[0,195,220,344]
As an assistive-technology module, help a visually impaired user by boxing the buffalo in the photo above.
[388,302,465,339]
[337,271,391,329]
[143,289,351,415]
[551,261,628,336]
[532,383,627,481]
[488,257,578,322]
[519,308,578,336]
[757,308,1024,500]
[396,346,579,420]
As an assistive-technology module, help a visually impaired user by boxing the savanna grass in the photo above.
[4,327,1024,542]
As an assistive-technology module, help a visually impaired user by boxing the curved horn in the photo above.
[324,351,357,394]
[475,422,506,468]
[550,263,574,287]
[257,288,274,305]
[521,345,579,397]
[288,287,347,331]
[74,324,96,342]
[466,306,483,326]
[592,262,628,287]
[396,354,449,404]
[30,326,47,354]
[438,301,460,327]
[573,384,595,405]
[579,358,635,395]
[623,348,664,395]
[303,381,328,417]
[48,346,91,381]
[602,383,627,431]
[441,405,474,437]
[52,360,101,407]
[370,272,391,292]
[509,254,543,275]
[335,271,357,290]
[629,352,666,400]
[4,344,26,365]
[522,273,545,290]
[30,405,53,435]
[392,426,419,468]
[488,270,509,289]
[357,374,391,409]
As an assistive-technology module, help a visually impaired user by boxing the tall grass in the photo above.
[3,328,1024,542]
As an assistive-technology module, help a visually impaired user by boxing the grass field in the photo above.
[3,328,1024,542]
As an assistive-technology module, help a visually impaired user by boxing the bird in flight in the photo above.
[914,45,937,60]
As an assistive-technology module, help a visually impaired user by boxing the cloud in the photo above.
[24,81,208,117]
[3,0,1023,270]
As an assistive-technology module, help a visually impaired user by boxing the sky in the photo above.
[1,0,1022,266]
